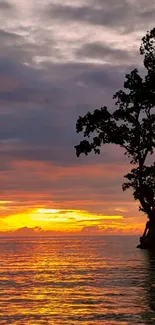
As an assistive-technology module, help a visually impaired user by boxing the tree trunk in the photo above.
[137,212,155,249]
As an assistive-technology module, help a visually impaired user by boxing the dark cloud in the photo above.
[76,42,133,63]
[0,1,14,11]
[0,26,59,66]
[43,1,155,33]
[0,58,128,143]
[0,30,20,40]
[0,55,141,170]
[44,3,129,29]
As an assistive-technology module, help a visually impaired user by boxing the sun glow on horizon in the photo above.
[0,206,124,233]
[0,199,145,236]
[37,208,60,214]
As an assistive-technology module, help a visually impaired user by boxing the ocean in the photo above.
[0,235,155,325]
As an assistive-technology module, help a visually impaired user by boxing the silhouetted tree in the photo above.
[75,28,155,249]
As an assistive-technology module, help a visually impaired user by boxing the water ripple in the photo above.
[0,236,155,324]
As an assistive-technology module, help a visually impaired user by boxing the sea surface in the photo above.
[0,236,155,325]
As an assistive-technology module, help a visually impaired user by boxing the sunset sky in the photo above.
[0,0,155,236]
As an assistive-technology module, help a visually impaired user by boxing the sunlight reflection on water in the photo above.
[0,236,155,324]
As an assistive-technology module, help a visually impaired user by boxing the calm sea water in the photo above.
[0,236,155,325]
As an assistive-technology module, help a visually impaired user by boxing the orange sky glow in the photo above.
[0,195,145,237]
[0,159,147,236]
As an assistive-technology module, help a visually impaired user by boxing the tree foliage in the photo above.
[75,28,155,220]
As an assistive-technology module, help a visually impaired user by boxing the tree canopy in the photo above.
[75,28,155,220]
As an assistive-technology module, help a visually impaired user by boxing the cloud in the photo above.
[43,3,129,29]
[43,1,155,34]
[0,226,61,237]
[0,56,135,170]
[0,30,20,41]
[0,0,154,68]
[0,1,15,11]
[80,225,102,234]
[12,226,37,236]
[76,42,135,64]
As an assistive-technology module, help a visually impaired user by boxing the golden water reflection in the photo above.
[0,236,154,324]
